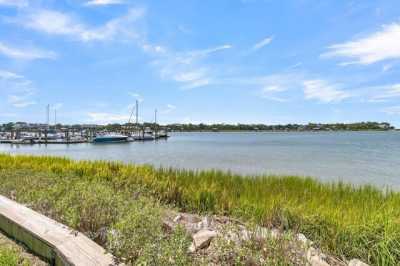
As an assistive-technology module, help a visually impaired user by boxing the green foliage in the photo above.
[108,198,191,265]
[0,154,399,265]
[0,247,29,266]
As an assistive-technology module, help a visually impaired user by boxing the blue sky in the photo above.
[0,0,400,126]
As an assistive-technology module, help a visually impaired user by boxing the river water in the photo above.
[1,131,399,188]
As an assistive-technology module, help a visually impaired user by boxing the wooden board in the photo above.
[0,195,118,266]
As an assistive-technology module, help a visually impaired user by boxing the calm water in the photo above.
[1,131,399,188]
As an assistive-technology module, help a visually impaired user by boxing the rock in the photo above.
[240,228,251,241]
[348,259,369,266]
[201,216,212,228]
[309,256,330,266]
[184,221,203,234]
[307,247,330,266]
[297,233,309,245]
[162,220,175,233]
[270,228,280,239]
[190,229,217,252]
[173,214,183,223]
[255,226,269,239]
[182,213,202,223]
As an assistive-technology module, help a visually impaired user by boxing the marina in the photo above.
[0,101,170,145]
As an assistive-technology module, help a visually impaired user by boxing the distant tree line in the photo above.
[1,121,395,132]
[164,122,394,132]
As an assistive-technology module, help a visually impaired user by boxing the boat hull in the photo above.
[93,136,128,143]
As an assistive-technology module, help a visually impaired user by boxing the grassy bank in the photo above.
[0,154,399,265]
[0,231,47,266]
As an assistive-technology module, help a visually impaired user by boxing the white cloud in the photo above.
[382,64,393,73]
[128,92,144,102]
[382,106,400,115]
[240,73,303,102]
[0,42,57,60]
[253,36,273,50]
[0,0,27,8]
[259,86,289,102]
[368,84,400,102]
[85,0,124,6]
[7,94,36,108]
[0,70,37,108]
[87,112,130,124]
[303,80,350,103]
[0,70,23,80]
[160,104,176,114]
[142,44,167,54]
[323,23,400,65]
[11,8,145,42]
[190,45,232,57]
[151,44,232,89]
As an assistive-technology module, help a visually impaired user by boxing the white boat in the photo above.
[93,134,128,143]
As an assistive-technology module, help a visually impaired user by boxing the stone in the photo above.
[201,216,212,228]
[190,229,217,251]
[297,233,309,245]
[162,220,175,233]
[309,256,330,266]
[348,259,369,266]
[182,213,202,223]
[255,226,269,239]
[307,247,330,266]
[173,214,183,223]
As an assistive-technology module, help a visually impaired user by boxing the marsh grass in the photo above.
[0,154,399,265]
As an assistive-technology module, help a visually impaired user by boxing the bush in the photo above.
[107,199,191,265]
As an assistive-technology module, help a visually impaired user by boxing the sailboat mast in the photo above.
[135,100,139,125]
[46,104,50,129]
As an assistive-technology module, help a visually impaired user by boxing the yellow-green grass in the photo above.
[0,154,399,265]
[0,231,47,266]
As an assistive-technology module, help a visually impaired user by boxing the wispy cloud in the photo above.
[9,8,145,42]
[151,44,232,89]
[160,104,176,114]
[322,22,400,65]
[0,41,57,60]
[0,70,38,108]
[7,94,36,108]
[0,0,27,8]
[85,0,124,6]
[382,106,400,115]
[242,73,303,102]
[367,84,400,102]
[303,80,350,103]
[0,70,23,80]
[252,36,274,51]
[87,112,130,124]
[128,92,144,102]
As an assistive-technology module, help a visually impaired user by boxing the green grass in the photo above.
[0,154,399,265]
[0,247,23,266]
[0,235,32,266]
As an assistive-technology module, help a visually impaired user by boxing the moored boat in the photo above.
[93,134,128,143]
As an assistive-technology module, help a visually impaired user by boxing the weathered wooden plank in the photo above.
[0,195,117,266]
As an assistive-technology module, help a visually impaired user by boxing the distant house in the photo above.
[378,123,390,130]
